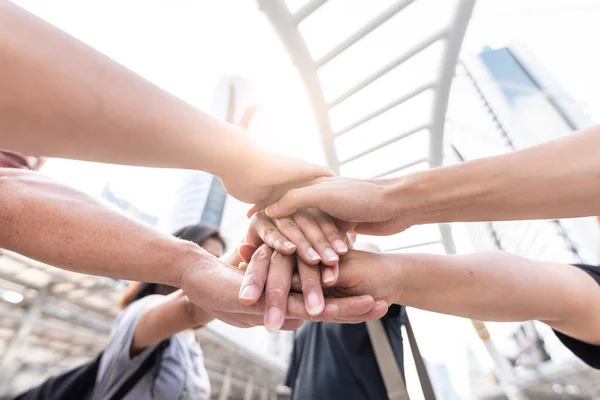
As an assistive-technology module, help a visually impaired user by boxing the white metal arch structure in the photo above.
[258,0,475,258]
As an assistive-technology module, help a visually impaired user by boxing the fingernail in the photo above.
[265,203,278,216]
[240,285,259,301]
[322,267,335,284]
[306,292,323,316]
[307,248,321,261]
[333,240,348,253]
[375,300,389,308]
[265,307,283,332]
[283,241,297,251]
[324,248,339,262]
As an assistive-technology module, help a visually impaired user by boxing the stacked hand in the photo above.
[179,249,386,332]
[237,207,393,331]
[249,176,414,235]
[194,160,411,331]
[236,247,399,329]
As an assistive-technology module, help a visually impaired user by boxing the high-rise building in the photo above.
[450,43,598,265]
[449,43,600,398]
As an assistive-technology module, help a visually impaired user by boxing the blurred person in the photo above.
[283,241,405,400]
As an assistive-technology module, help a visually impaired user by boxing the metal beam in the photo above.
[0,308,107,342]
[219,367,232,400]
[259,0,340,172]
[384,240,441,253]
[339,124,428,166]
[428,0,476,168]
[291,0,329,23]
[0,268,116,321]
[334,82,434,137]
[328,30,446,108]
[261,387,269,400]
[244,378,254,400]
[0,285,49,394]
[471,321,529,400]
[316,0,419,67]
[370,156,428,179]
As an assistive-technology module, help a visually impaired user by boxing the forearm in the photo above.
[388,251,600,343]
[132,291,213,355]
[0,169,206,286]
[390,125,600,225]
[0,2,253,177]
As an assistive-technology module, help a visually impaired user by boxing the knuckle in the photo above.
[313,237,329,247]
[264,228,278,241]
[285,189,298,201]
[266,286,288,299]
[280,217,297,229]
[250,246,271,261]
[271,251,289,262]
[301,276,319,290]
[243,270,264,285]
[292,213,310,225]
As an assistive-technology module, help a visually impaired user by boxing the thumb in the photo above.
[264,186,323,219]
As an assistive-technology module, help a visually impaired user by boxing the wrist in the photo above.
[210,124,258,179]
[381,172,427,227]
[383,164,484,226]
[380,253,407,305]
[169,240,211,290]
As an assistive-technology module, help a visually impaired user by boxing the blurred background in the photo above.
[2,0,600,398]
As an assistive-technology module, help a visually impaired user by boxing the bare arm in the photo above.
[328,250,600,344]
[0,1,330,204]
[385,251,600,344]
[264,125,600,234]
[0,168,194,285]
[0,1,249,175]
[0,169,381,325]
[396,125,600,226]
[130,291,210,356]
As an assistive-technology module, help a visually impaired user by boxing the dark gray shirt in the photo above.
[285,305,404,400]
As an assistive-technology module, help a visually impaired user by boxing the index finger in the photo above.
[264,251,294,332]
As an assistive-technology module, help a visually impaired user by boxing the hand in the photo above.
[237,245,389,331]
[219,147,333,204]
[292,250,400,306]
[203,309,304,331]
[246,209,350,280]
[178,247,386,332]
[250,176,410,235]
